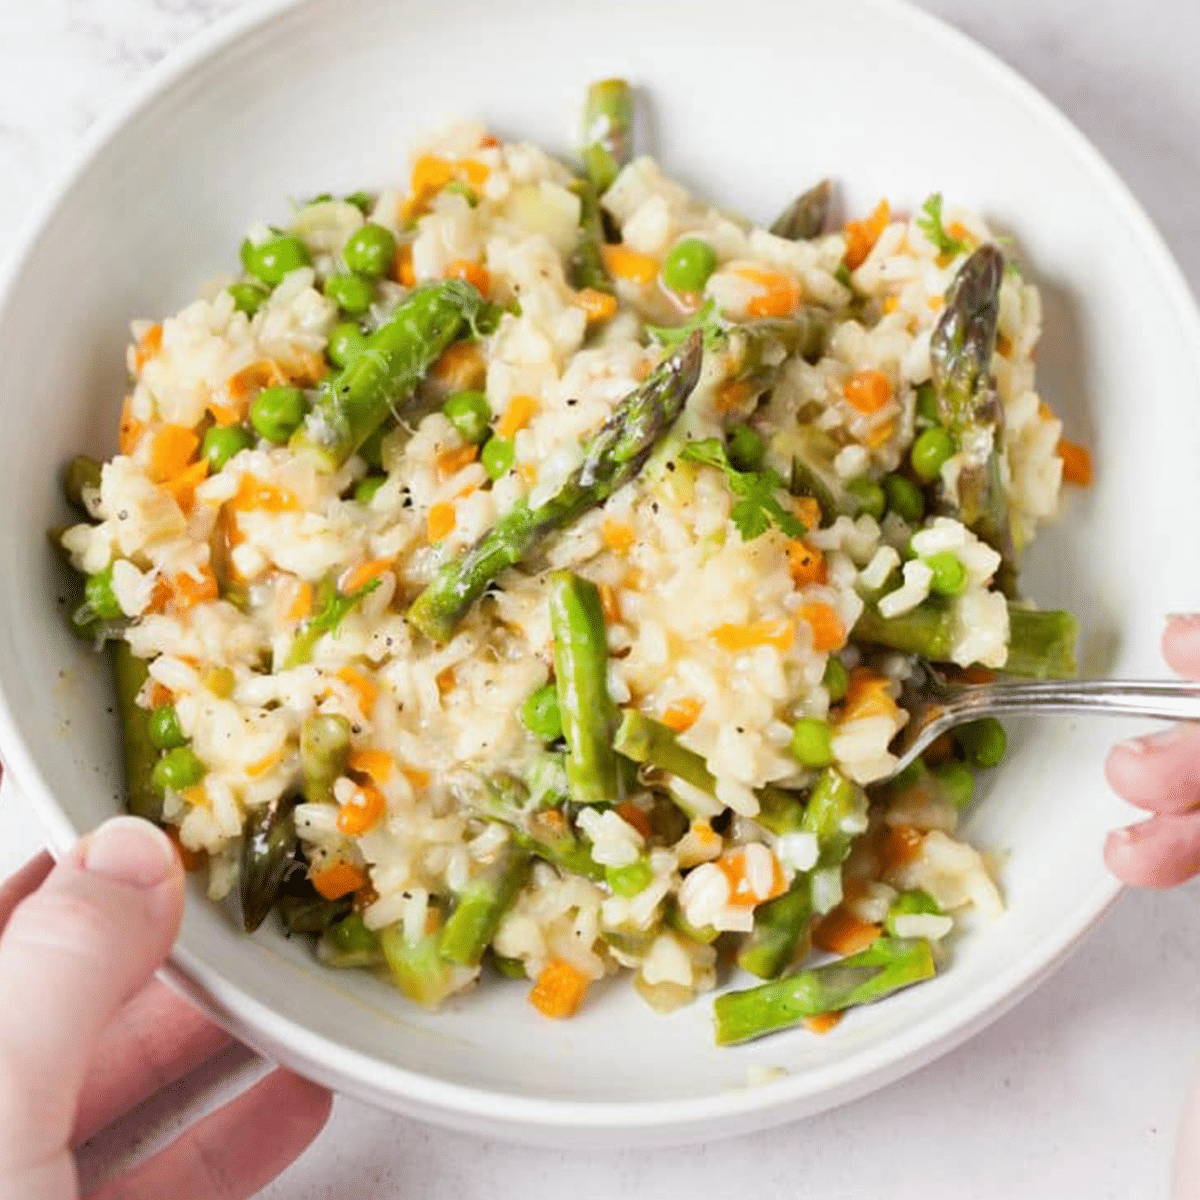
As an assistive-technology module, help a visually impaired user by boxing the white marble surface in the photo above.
[2,1,1199,1196]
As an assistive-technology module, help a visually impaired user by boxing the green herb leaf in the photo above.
[917,193,970,258]
[681,438,805,541]
[645,299,722,350]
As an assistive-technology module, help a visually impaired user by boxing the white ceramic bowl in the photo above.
[1,0,1196,1148]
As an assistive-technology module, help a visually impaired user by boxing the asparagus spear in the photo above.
[318,912,384,968]
[581,78,633,193]
[770,179,833,241]
[713,937,936,1045]
[736,877,813,980]
[568,178,614,294]
[440,845,532,967]
[613,709,714,796]
[276,890,353,935]
[299,713,351,805]
[240,796,298,933]
[291,279,496,470]
[549,572,622,806]
[853,597,1078,679]
[407,331,703,643]
[379,911,464,1010]
[283,577,380,669]
[802,768,869,869]
[112,640,162,823]
[931,246,1015,572]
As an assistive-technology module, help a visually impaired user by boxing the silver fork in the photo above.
[887,666,1200,779]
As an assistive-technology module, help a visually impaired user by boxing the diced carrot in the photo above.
[225,359,287,402]
[147,425,200,484]
[529,956,590,1019]
[715,378,753,414]
[445,258,491,297]
[716,847,788,907]
[347,748,394,783]
[661,696,703,733]
[535,808,568,837]
[206,397,243,427]
[337,782,387,836]
[436,443,479,479]
[787,541,827,588]
[145,577,173,615]
[882,295,899,314]
[602,519,635,555]
[615,801,653,840]
[866,417,897,450]
[165,825,207,873]
[839,668,896,723]
[134,323,163,372]
[798,603,846,653]
[436,666,457,695]
[495,393,538,439]
[804,1011,845,1035]
[517,464,537,487]
[843,369,892,416]
[411,153,453,197]
[311,861,368,900]
[337,665,378,715]
[1037,400,1056,421]
[164,458,209,515]
[812,906,882,955]
[431,340,485,390]
[573,287,618,324]
[147,681,173,708]
[946,221,973,245]
[1058,438,1092,486]
[733,267,802,318]
[340,557,393,595]
[285,579,313,623]
[119,396,145,455]
[427,502,456,541]
[403,766,431,790]
[879,824,925,875]
[231,475,301,513]
[711,619,795,653]
[597,583,621,624]
[394,242,416,287]
[996,332,1013,358]
[601,244,659,286]
[457,158,490,187]
[246,748,285,778]
[844,199,891,270]
[171,565,219,612]
[927,295,945,312]
[791,495,822,531]
[479,134,500,149]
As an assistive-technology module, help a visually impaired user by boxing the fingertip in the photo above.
[1162,614,1200,679]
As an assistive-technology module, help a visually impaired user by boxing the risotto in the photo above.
[54,81,1085,1043]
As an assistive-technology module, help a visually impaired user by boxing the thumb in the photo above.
[0,816,184,1185]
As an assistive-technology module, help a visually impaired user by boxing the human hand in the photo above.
[0,816,331,1200]
[1103,614,1200,887]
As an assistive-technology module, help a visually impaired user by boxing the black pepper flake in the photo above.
[651,502,659,514]
[118,510,128,521]
[736,726,745,733]
[666,461,676,472]
[566,398,578,407]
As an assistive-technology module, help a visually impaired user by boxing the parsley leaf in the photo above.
[917,193,970,258]
[680,437,806,541]
[645,299,723,350]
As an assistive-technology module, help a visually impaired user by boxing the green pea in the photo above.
[228,280,270,317]
[661,237,718,293]
[885,888,942,936]
[443,390,492,445]
[847,476,886,520]
[954,717,1007,769]
[911,425,955,482]
[606,858,655,898]
[882,473,926,524]
[151,746,206,794]
[355,475,387,504]
[822,655,849,703]
[788,717,834,768]
[344,191,374,214]
[148,703,186,750]
[727,424,765,472]
[201,424,254,472]
[343,222,396,279]
[328,322,368,369]
[931,760,975,810]
[84,566,123,621]
[914,382,939,425]
[251,385,308,444]
[323,272,375,317]
[482,435,515,480]
[328,912,380,956]
[925,550,968,597]
[240,234,311,285]
[521,683,563,743]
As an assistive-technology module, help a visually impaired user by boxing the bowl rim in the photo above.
[0,0,1179,1135]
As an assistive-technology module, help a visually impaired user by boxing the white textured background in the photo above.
[1,2,1199,1196]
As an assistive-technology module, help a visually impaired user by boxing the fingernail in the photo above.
[1167,613,1200,628]
[82,816,177,889]
[1121,727,1184,755]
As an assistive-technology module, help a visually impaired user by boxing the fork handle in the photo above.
[957,679,1200,723]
